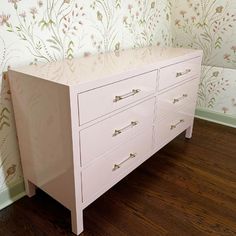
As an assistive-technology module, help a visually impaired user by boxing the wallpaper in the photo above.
[172,0,236,115]
[0,1,172,194]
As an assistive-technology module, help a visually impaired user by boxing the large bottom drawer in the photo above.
[81,130,152,204]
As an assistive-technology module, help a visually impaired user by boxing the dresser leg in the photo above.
[24,179,36,197]
[185,125,193,139]
[71,209,84,235]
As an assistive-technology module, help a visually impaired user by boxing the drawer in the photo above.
[80,98,155,166]
[78,71,157,125]
[82,130,152,203]
[159,57,201,91]
[157,78,199,118]
[154,109,194,151]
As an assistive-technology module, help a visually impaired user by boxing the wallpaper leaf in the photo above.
[0,107,10,130]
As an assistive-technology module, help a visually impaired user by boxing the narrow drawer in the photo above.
[80,98,155,166]
[82,130,152,203]
[157,78,199,118]
[154,110,194,151]
[78,71,157,125]
[159,57,201,91]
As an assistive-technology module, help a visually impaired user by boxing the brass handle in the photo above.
[170,119,184,130]
[113,121,138,137]
[112,153,137,171]
[113,89,141,103]
[173,94,188,104]
[176,69,191,77]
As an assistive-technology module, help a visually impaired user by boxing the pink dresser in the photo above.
[9,46,202,235]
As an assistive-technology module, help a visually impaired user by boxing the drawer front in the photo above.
[82,130,152,203]
[78,71,157,125]
[154,110,194,151]
[159,57,201,91]
[157,78,199,118]
[80,98,155,166]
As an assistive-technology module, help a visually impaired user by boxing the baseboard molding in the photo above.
[195,108,236,128]
[0,180,26,210]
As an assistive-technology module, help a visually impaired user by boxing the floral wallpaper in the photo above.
[172,0,236,116]
[0,1,171,196]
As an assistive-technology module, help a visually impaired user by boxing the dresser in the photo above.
[9,46,202,235]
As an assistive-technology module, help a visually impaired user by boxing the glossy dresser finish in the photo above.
[9,46,202,235]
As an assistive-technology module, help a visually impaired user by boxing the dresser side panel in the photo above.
[9,71,77,210]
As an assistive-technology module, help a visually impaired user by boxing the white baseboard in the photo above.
[0,180,26,210]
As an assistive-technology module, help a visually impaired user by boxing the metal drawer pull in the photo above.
[176,69,191,77]
[173,94,188,104]
[113,121,138,137]
[113,89,141,103]
[112,153,137,171]
[170,119,184,130]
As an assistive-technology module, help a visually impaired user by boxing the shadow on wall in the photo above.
[0,71,24,209]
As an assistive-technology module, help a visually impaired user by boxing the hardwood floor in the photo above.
[0,118,236,236]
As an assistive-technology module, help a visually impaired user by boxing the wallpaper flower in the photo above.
[0,0,171,196]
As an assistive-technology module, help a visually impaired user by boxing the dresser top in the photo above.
[10,46,202,88]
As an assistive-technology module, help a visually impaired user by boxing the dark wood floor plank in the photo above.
[0,118,236,235]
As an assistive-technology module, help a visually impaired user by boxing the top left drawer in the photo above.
[78,71,157,125]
